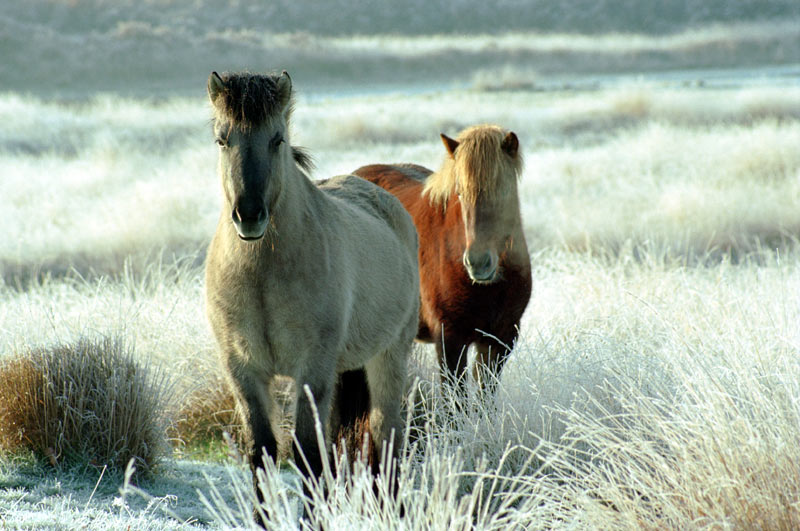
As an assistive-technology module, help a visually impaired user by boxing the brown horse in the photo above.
[354,125,531,393]
[204,71,419,520]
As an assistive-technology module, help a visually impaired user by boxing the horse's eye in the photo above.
[270,133,284,149]
[215,138,227,148]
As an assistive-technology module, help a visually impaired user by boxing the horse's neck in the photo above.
[269,165,313,244]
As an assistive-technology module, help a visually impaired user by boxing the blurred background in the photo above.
[3,0,799,97]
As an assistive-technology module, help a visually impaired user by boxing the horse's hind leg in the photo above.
[331,369,372,470]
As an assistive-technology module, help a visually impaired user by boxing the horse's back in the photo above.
[354,163,432,187]
[317,174,417,250]
[352,163,435,216]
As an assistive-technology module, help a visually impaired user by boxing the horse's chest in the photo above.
[433,267,528,327]
[211,278,340,374]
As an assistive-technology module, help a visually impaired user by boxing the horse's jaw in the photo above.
[467,272,500,285]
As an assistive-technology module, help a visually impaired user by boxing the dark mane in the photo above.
[213,71,290,128]
[292,146,314,173]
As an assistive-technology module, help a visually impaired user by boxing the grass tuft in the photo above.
[171,373,242,459]
[0,335,174,475]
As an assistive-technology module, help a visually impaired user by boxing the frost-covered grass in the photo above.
[0,454,244,529]
[0,335,174,474]
[3,246,800,528]
[2,79,800,527]
[521,249,800,529]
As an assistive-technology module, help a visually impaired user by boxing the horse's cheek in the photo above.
[218,165,235,206]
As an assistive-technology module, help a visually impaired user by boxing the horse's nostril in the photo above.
[466,250,492,270]
[464,250,497,282]
[233,203,266,224]
[463,252,473,269]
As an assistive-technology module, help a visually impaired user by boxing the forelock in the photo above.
[424,125,522,208]
[210,72,290,128]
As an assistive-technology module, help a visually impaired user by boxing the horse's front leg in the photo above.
[473,326,518,395]
[363,337,410,514]
[225,367,278,526]
[434,326,471,401]
[364,341,407,473]
[293,374,335,484]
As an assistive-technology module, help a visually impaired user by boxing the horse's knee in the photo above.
[295,381,332,427]
[473,338,514,392]
[436,335,469,384]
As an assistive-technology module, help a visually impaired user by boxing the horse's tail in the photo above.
[332,368,375,472]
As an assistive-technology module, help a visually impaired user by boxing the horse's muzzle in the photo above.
[463,249,499,284]
[232,204,269,241]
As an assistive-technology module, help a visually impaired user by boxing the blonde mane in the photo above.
[423,125,523,208]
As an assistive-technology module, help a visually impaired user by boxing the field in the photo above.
[3,1,800,529]
[2,80,800,529]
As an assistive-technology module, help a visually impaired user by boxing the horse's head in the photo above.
[432,126,523,284]
[207,70,294,241]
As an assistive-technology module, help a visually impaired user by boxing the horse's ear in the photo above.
[208,72,224,103]
[440,133,460,159]
[276,70,292,110]
[501,131,519,158]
